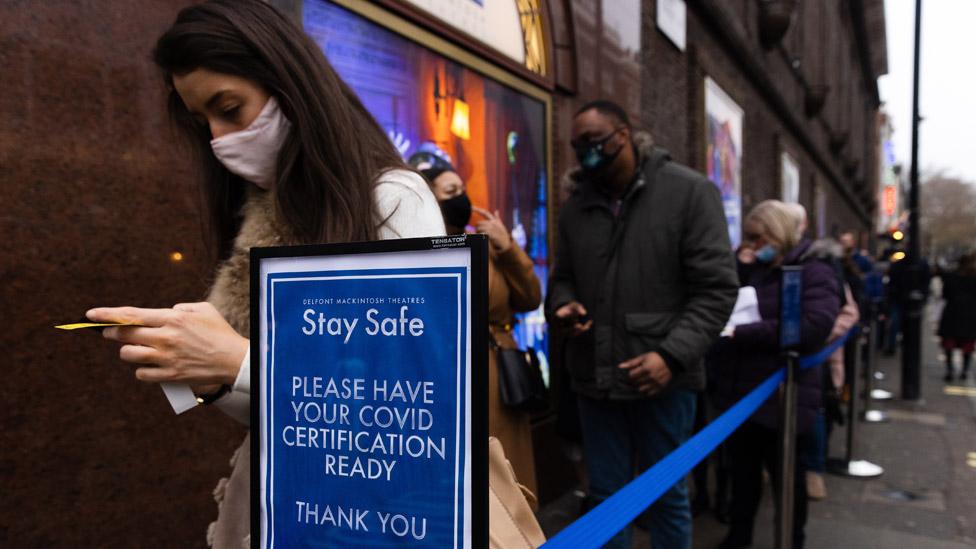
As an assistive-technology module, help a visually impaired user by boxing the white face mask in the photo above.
[210,96,292,189]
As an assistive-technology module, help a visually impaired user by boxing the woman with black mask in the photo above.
[420,166,543,496]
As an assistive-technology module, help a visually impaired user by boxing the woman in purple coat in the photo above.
[714,200,841,549]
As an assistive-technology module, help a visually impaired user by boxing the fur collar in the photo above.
[799,237,843,263]
[205,187,297,336]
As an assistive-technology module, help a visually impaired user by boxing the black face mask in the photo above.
[573,129,624,175]
[439,192,472,230]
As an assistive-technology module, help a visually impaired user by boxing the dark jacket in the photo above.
[887,256,931,304]
[938,271,976,341]
[547,133,739,399]
[710,239,842,433]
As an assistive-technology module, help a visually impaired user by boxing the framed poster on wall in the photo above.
[304,0,552,385]
[656,0,686,51]
[400,0,526,65]
[781,150,800,204]
[251,236,488,548]
[704,77,744,249]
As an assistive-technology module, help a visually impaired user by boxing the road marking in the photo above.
[883,408,945,426]
[943,386,976,397]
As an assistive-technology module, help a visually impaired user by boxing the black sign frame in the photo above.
[249,234,488,548]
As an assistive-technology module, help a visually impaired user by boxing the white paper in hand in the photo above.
[161,382,199,414]
[724,286,762,334]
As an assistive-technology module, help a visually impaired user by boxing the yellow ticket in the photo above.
[55,322,142,330]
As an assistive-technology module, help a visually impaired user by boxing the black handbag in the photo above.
[491,332,548,412]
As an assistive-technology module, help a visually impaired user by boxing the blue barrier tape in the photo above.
[799,326,859,370]
[541,326,860,548]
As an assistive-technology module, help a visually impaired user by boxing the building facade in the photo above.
[876,109,907,238]
[0,0,887,544]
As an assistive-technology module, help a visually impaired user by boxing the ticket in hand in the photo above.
[54,319,198,414]
[55,321,143,330]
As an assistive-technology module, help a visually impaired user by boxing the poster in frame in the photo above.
[780,149,800,204]
[302,0,553,387]
[704,76,744,249]
[250,235,488,548]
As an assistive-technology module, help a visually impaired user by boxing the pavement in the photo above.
[538,300,976,547]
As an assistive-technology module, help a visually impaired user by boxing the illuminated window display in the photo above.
[304,0,551,382]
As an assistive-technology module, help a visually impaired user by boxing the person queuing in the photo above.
[419,166,543,495]
[883,249,931,356]
[937,252,976,382]
[710,200,841,549]
[839,232,871,307]
[547,99,738,549]
[781,204,857,501]
[85,1,446,546]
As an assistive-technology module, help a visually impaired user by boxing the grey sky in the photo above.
[879,0,976,183]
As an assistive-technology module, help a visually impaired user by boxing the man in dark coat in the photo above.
[547,100,738,548]
[883,251,931,355]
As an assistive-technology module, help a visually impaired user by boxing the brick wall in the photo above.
[0,2,242,547]
[551,0,881,237]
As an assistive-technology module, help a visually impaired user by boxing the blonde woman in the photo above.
[710,200,841,549]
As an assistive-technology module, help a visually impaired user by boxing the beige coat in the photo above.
[488,437,546,548]
[205,188,291,549]
[487,243,543,496]
[827,284,860,389]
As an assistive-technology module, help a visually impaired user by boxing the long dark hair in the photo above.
[153,0,404,260]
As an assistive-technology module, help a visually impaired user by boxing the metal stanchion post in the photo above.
[871,304,895,400]
[776,350,799,549]
[863,301,889,422]
[775,266,803,549]
[871,299,886,382]
[868,303,895,400]
[828,332,884,478]
[846,335,861,462]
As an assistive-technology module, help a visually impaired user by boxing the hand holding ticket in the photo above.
[58,303,250,414]
[56,317,199,414]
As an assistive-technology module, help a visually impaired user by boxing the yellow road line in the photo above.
[943,386,976,397]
